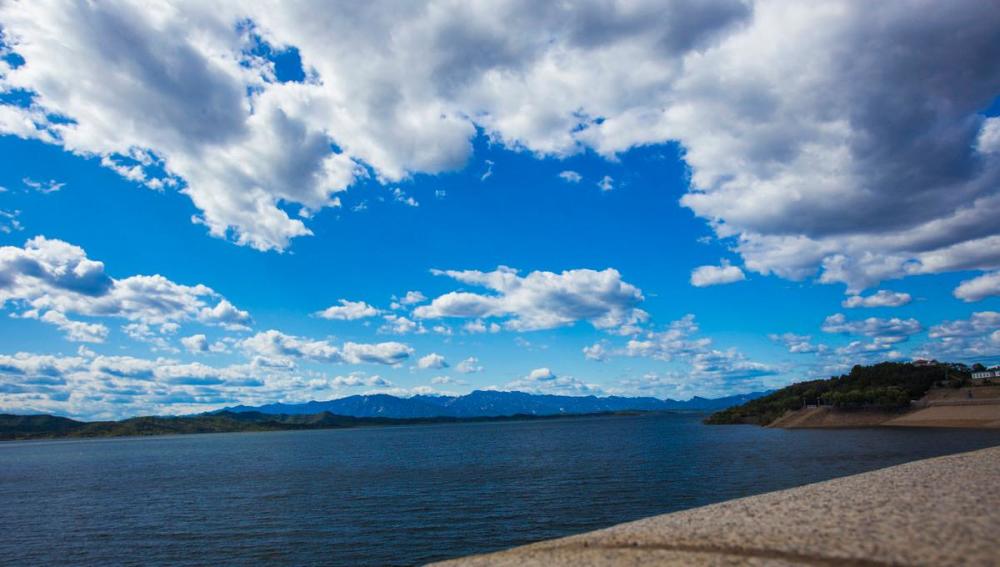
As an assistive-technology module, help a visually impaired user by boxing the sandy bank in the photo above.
[430,445,1000,566]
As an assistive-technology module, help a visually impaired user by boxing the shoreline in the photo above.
[431,445,1000,566]
[8,403,997,443]
[0,409,678,442]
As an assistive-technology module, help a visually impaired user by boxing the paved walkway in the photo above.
[431,446,1000,566]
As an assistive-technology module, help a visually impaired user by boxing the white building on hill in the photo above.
[971,369,1000,380]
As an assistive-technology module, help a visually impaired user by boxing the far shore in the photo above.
[0,409,671,442]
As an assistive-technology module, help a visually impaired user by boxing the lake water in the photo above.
[2,413,999,566]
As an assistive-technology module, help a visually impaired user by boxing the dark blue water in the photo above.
[1,413,998,566]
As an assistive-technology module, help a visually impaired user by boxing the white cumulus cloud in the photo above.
[841,290,912,309]
[821,313,922,339]
[315,299,380,320]
[455,356,483,374]
[414,266,647,332]
[181,334,209,354]
[558,170,582,183]
[501,367,603,396]
[690,260,745,287]
[915,311,1000,360]
[0,236,250,343]
[416,353,448,370]
[954,272,1000,302]
[768,333,827,354]
[596,175,614,192]
[241,329,413,366]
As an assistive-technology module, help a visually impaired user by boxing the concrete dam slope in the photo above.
[767,387,1000,429]
[431,445,1000,566]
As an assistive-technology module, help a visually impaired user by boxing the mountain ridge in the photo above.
[0,390,771,441]
[223,389,771,419]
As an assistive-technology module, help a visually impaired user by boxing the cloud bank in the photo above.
[1,1,995,291]
[0,236,250,342]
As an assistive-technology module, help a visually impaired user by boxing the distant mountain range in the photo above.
[0,391,771,441]
[224,390,770,419]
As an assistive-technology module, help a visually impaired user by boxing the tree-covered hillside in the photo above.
[705,362,967,426]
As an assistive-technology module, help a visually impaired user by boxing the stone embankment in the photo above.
[769,388,1000,429]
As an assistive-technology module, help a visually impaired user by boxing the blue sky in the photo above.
[0,1,998,418]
